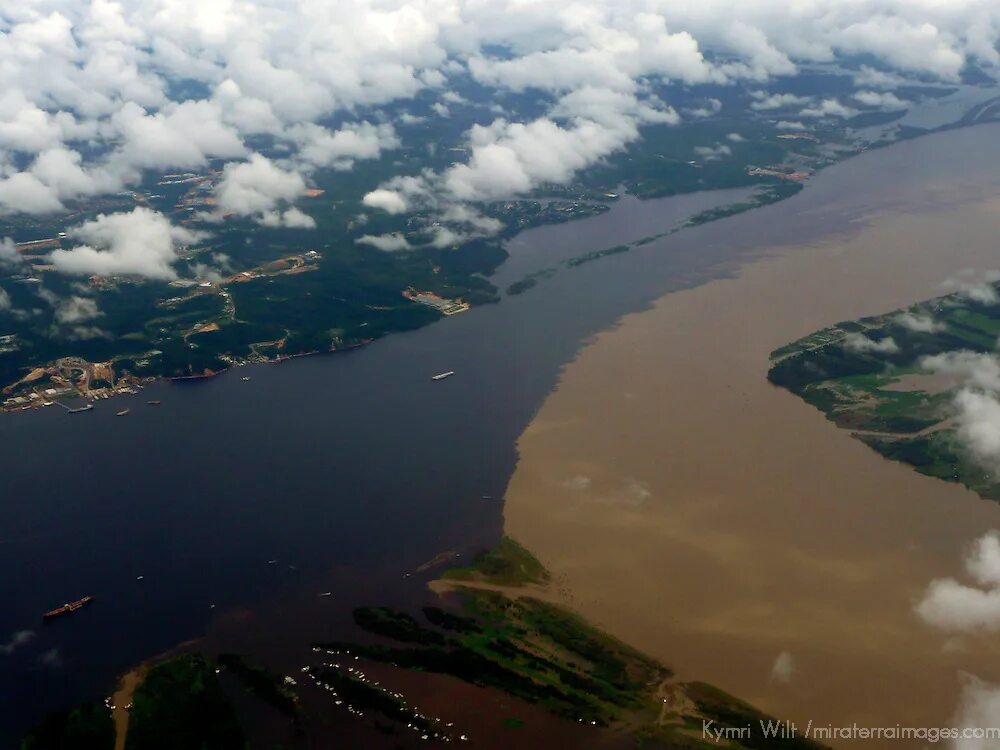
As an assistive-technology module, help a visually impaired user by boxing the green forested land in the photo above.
[316,537,826,748]
[124,655,245,750]
[768,288,1000,501]
[0,74,875,392]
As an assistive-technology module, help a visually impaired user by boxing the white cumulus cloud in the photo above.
[843,333,900,354]
[896,312,945,333]
[917,532,1000,632]
[50,207,204,279]
[210,154,312,228]
[770,651,796,684]
[356,233,412,252]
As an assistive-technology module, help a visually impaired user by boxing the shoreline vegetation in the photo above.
[23,538,825,749]
[315,538,826,748]
[9,85,994,416]
[16,92,1000,749]
[768,283,1000,502]
[505,182,803,297]
[1,179,800,415]
[496,142,1000,743]
[7,78,971,415]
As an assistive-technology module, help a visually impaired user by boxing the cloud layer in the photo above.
[50,206,204,279]
[208,154,314,228]
[921,350,1000,474]
[0,1,996,272]
[0,0,997,223]
[917,531,1000,632]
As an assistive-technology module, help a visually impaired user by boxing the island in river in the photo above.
[769,282,1000,502]
[9,92,989,750]
[502,121,1000,745]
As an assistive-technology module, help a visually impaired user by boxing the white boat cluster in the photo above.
[302,649,469,743]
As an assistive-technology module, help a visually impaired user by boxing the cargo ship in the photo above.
[43,596,93,620]
[431,371,455,381]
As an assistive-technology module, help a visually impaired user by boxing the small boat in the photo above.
[241,376,251,382]
[147,400,161,406]
[43,596,93,620]
[67,404,93,414]
[116,408,130,416]
[318,591,333,598]
[431,371,455,381]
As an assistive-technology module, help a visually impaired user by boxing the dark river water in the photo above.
[3,122,1000,744]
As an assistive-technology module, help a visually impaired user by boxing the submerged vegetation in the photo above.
[316,537,826,748]
[319,593,665,727]
[216,653,301,721]
[23,538,826,748]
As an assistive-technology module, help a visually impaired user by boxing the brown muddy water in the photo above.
[504,126,1000,741]
[8,120,1000,746]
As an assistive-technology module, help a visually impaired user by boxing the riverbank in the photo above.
[0,183,764,418]
[111,664,148,750]
[7,120,1000,745]
[503,127,1000,741]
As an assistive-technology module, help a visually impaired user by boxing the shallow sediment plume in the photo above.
[503,181,1000,741]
